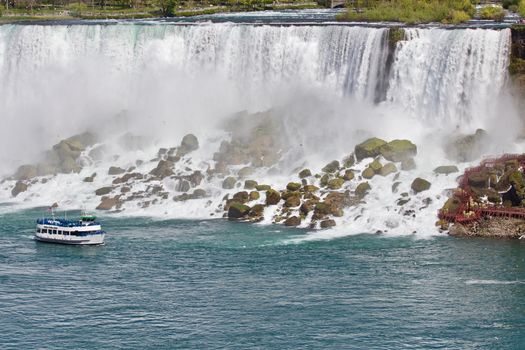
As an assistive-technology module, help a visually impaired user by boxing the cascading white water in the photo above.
[387,28,510,126]
[0,24,389,172]
[0,23,516,237]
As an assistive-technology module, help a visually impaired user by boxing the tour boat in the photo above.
[35,213,105,245]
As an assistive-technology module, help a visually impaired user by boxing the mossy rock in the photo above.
[238,166,255,178]
[284,216,301,227]
[228,202,251,219]
[232,191,250,203]
[96,196,121,211]
[355,182,371,198]
[401,158,416,171]
[322,160,340,173]
[249,191,260,201]
[150,160,174,179]
[444,129,488,163]
[434,165,459,175]
[303,185,319,193]
[320,174,330,187]
[53,140,81,160]
[61,157,81,174]
[11,181,28,197]
[355,138,387,161]
[95,187,113,196]
[343,170,354,181]
[222,176,237,189]
[244,180,258,190]
[411,178,431,193]
[179,134,199,155]
[468,172,488,188]
[286,182,302,191]
[397,198,410,206]
[281,191,300,200]
[14,164,38,180]
[265,189,281,205]
[192,189,207,199]
[362,167,375,179]
[37,163,57,176]
[108,166,126,175]
[284,195,301,208]
[249,204,265,218]
[379,163,398,177]
[314,202,330,216]
[300,200,317,215]
[66,132,97,150]
[441,198,461,214]
[255,184,271,191]
[83,173,97,183]
[298,169,312,178]
[343,154,355,168]
[380,140,417,162]
[320,219,336,229]
[392,181,401,193]
[368,159,382,172]
[327,178,344,190]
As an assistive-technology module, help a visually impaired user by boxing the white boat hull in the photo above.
[34,232,105,245]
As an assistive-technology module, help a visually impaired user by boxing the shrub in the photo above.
[520,0,525,17]
[67,2,88,17]
[447,10,471,24]
[480,6,505,22]
[337,0,474,24]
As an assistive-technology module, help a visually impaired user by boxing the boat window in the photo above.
[42,229,47,234]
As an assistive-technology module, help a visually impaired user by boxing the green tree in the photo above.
[157,0,176,16]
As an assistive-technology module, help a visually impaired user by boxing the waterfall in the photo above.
[0,23,515,236]
[386,28,510,125]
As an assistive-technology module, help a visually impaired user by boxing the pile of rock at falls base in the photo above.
[221,136,436,230]
[6,110,503,233]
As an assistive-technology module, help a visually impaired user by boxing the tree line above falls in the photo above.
[1,0,524,23]
[0,0,319,20]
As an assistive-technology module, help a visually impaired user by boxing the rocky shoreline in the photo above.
[449,218,525,239]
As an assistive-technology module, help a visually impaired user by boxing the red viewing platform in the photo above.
[438,154,525,224]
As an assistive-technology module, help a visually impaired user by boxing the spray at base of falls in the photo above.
[0,23,519,239]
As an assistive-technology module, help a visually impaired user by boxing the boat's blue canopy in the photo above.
[36,218,100,227]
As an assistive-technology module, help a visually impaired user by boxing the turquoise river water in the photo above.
[1,207,524,349]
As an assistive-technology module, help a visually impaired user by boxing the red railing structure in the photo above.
[438,154,525,224]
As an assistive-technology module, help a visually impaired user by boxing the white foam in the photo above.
[465,279,525,285]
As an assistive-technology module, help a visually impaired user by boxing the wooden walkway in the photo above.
[438,154,525,224]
